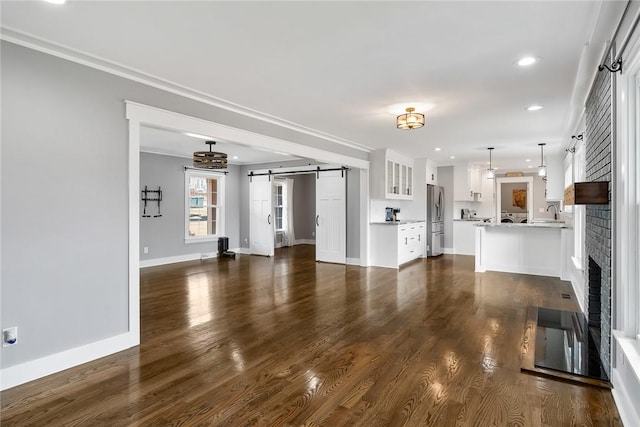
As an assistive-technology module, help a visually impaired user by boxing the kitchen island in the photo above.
[474,222,571,277]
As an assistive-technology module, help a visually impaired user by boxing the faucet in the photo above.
[546,205,558,220]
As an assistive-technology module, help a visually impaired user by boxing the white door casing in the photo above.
[250,176,274,256]
[316,170,346,264]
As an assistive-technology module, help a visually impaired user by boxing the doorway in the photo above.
[249,167,347,264]
[495,176,534,223]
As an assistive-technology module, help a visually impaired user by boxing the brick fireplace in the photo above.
[584,68,612,376]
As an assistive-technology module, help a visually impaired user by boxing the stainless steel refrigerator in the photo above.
[427,184,444,256]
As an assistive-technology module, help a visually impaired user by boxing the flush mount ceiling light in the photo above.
[538,143,547,177]
[487,147,495,179]
[193,141,227,169]
[515,56,539,67]
[396,107,425,130]
[527,105,543,112]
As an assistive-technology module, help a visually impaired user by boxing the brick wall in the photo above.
[584,68,612,377]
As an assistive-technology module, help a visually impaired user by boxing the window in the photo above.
[572,142,585,268]
[185,170,225,242]
[274,182,284,231]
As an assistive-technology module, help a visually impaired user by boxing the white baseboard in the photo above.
[444,247,455,254]
[612,363,640,427]
[140,253,205,268]
[232,247,250,254]
[0,332,134,391]
[346,257,361,266]
[295,239,316,245]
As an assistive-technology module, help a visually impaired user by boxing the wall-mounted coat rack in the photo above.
[141,186,162,217]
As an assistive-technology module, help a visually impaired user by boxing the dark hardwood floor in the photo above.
[1,245,621,426]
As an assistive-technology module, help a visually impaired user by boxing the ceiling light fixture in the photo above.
[487,147,495,179]
[538,143,547,177]
[193,141,227,169]
[44,0,67,4]
[527,105,543,111]
[449,156,456,159]
[516,56,539,67]
[396,107,425,130]
[434,147,442,151]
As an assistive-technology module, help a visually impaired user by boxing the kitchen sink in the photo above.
[531,218,565,223]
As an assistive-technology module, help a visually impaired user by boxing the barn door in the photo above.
[315,170,346,264]
[250,176,274,256]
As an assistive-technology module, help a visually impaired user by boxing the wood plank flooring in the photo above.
[1,245,622,426]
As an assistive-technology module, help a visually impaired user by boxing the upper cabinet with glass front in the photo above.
[371,149,414,200]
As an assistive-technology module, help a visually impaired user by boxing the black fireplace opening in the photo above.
[588,257,602,328]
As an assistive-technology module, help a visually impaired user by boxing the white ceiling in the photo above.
[0,1,620,169]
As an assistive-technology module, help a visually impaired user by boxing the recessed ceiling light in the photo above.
[516,56,539,67]
[525,159,531,162]
[449,156,456,159]
[44,0,67,4]
[232,155,239,160]
[434,147,442,151]
[528,165,533,168]
[526,105,543,111]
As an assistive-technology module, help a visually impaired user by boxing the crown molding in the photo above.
[0,27,372,154]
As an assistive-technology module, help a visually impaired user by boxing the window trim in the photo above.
[184,169,225,243]
[274,181,285,232]
[572,141,586,270]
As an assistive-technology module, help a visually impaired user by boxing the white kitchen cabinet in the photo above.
[370,221,426,268]
[371,149,414,200]
[454,163,482,201]
[426,159,438,185]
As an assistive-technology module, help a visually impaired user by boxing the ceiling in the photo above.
[0,1,621,169]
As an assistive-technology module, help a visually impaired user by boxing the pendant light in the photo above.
[487,147,495,179]
[538,143,547,177]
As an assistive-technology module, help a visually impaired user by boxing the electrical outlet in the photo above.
[143,247,149,254]
[3,327,17,347]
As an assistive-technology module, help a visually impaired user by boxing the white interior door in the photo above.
[316,170,346,263]
[250,176,274,256]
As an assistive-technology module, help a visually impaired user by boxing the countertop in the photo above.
[474,222,571,229]
[454,218,491,222]
[370,220,425,225]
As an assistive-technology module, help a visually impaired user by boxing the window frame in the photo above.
[184,169,225,243]
[572,141,586,270]
[274,181,284,232]
[616,41,640,346]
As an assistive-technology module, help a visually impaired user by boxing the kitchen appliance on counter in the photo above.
[385,207,400,222]
[427,185,445,256]
[461,208,470,219]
